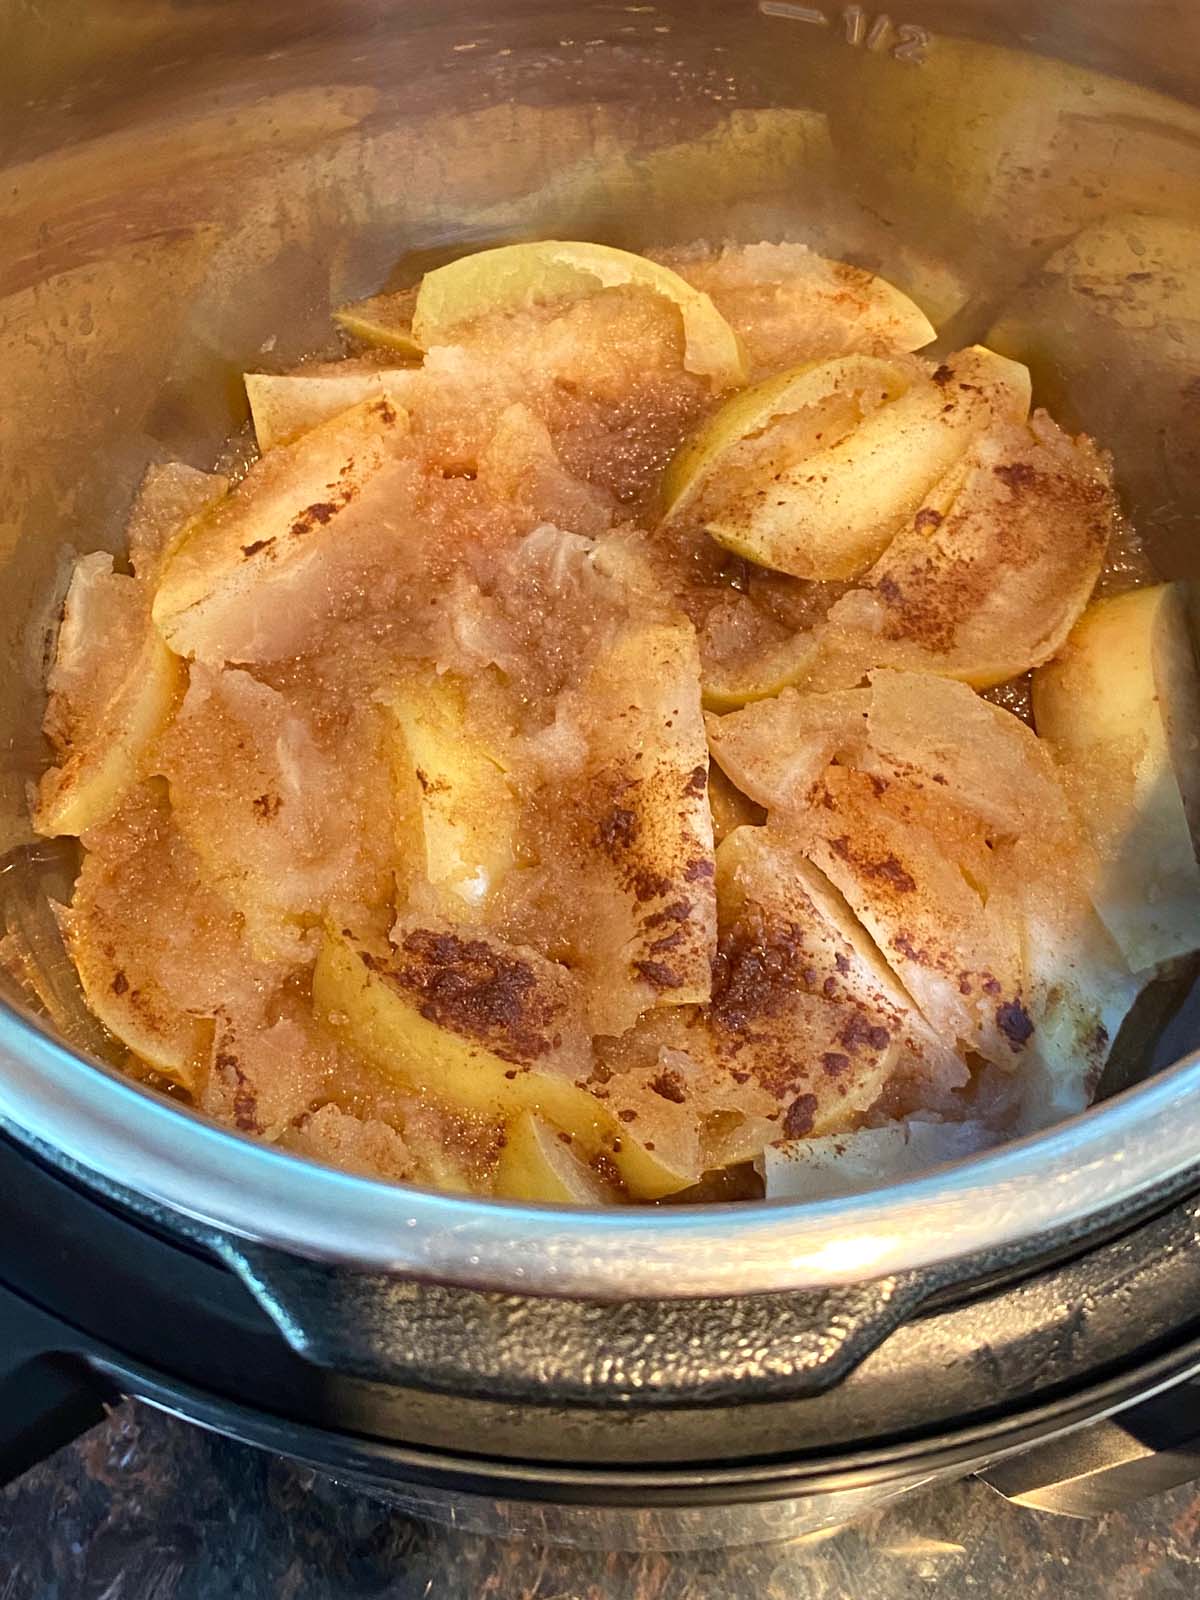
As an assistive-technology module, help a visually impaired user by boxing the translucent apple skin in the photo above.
[1032,583,1200,972]
[493,1111,612,1204]
[412,240,747,389]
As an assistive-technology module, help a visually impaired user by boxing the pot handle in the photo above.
[980,1380,1200,1516]
[0,1280,114,1487]
[219,1239,930,1406]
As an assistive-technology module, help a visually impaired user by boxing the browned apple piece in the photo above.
[715,824,965,1105]
[818,412,1112,689]
[793,764,1026,1067]
[314,921,693,1198]
[694,346,1030,580]
[200,1002,336,1141]
[565,616,718,1035]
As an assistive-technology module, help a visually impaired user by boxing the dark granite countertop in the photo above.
[3,1401,1199,1598]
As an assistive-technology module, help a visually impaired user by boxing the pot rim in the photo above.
[3,996,1198,1297]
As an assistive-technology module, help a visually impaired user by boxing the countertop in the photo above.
[2,1400,1199,1598]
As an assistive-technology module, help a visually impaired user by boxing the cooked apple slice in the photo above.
[315,921,591,1112]
[665,241,936,378]
[592,1012,780,1184]
[412,240,746,388]
[661,353,911,522]
[1001,831,1146,1131]
[386,668,522,918]
[1032,583,1200,971]
[493,1111,614,1204]
[696,345,1031,579]
[283,1103,419,1184]
[333,290,422,357]
[793,764,1027,1066]
[819,413,1112,689]
[125,461,229,578]
[159,665,395,966]
[706,687,869,812]
[152,395,407,665]
[245,366,418,451]
[58,784,283,1088]
[762,1117,997,1200]
[567,616,717,1034]
[200,1002,335,1141]
[863,670,1074,838]
[34,553,183,838]
[701,630,824,712]
[314,922,689,1198]
[715,823,965,1105]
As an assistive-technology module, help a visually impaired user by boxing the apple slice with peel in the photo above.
[818,412,1112,690]
[1032,583,1200,971]
[245,366,418,451]
[386,668,522,920]
[153,394,407,665]
[314,923,697,1199]
[333,290,422,357]
[34,554,183,839]
[493,1111,615,1203]
[695,345,1032,580]
[700,404,1110,709]
[412,240,746,389]
[661,353,911,522]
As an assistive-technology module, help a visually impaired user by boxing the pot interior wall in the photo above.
[2,0,1199,1119]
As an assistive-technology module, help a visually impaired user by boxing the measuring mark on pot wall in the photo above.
[759,2,932,64]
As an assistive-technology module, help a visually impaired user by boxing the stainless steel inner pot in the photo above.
[2,0,1200,1303]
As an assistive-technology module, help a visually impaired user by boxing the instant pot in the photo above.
[3,0,1200,1552]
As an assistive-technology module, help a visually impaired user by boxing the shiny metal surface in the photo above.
[2,0,1200,1295]
[4,1001,1200,1295]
